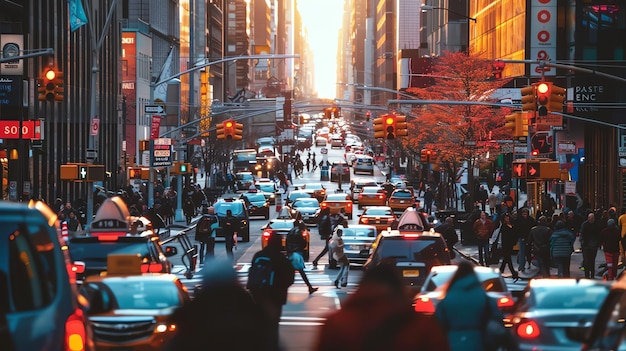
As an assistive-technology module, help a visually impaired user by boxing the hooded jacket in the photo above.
[550,222,576,258]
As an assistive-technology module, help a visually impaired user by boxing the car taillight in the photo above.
[413,297,435,313]
[497,296,515,309]
[141,263,164,273]
[262,231,271,239]
[361,218,369,224]
[65,308,86,351]
[347,202,352,208]
[95,233,126,241]
[378,195,384,199]
[516,319,541,339]
[321,203,328,208]
[387,217,395,223]
[70,262,85,274]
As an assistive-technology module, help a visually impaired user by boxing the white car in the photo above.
[315,136,327,146]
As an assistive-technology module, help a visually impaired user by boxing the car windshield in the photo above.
[363,208,393,216]
[258,184,275,193]
[424,269,506,292]
[68,241,151,263]
[362,187,382,194]
[326,194,348,201]
[379,237,445,261]
[104,280,182,309]
[236,173,254,181]
[244,194,266,202]
[342,227,376,237]
[306,184,323,190]
[267,221,294,229]
[289,192,311,201]
[532,286,609,309]
[214,202,245,216]
[293,199,320,208]
[392,191,413,198]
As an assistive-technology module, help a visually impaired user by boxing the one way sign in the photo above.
[144,105,165,114]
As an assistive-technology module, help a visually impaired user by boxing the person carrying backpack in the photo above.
[247,234,295,350]
[195,207,219,264]
[287,221,319,294]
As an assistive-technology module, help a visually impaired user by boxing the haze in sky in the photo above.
[297,0,343,99]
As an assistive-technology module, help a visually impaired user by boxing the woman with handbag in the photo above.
[435,261,513,351]
[499,213,520,280]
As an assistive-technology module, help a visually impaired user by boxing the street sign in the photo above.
[0,120,41,139]
[183,126,197,135]
[321,148,328,154]
[144,105,165,114]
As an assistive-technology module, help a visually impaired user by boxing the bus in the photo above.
[232,149,258,172]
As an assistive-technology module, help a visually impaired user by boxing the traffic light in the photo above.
[373,117,385,139]
[520,85,536,112]
[53,71,64,101]
[216,122,226,139]
[395,115,408,137]
[504,113,517,136]
[384,114,396,140]
[550,84,566,114]
[420,149,432,163]
[128,167,142,179]
[38,68,58,101]
[519,112,529,137]
[179,163,188,173]
[223,120,235,139]
[536,82,551,117]
[233,122,243,140]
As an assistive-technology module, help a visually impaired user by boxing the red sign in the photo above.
[0,120,41,139]
[150,116,161,139]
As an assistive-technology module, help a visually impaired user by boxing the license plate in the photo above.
[349,245,364,250]
[403,270,420,277]
[334,203,340,207]
[400,200,405,203]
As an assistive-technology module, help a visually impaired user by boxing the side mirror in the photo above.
[164,246,178,257]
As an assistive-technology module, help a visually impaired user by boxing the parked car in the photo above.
[506,278,611,351]
[358,206,397,232]
[413,265,514,314]
[235,172,255,191]
[80,259,190,350]
[261,218,310,260]
[357,186,387,209]
[320,193,353,220]
[1,200,92,351]
[364,221,451,295]
[340,224,378,265]
[388,188,416,213]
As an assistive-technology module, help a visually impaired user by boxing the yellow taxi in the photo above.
[387,188,416,213]
[358,206,397,233]
[357,186,387,209]
[320,193,354,220]
[79,254,191,351]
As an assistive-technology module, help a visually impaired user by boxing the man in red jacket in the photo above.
[473,211,495,266]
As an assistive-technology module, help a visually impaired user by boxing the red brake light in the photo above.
[96,233,125,241]
[516,319,541,339]
[413,297,435,313]
[361,217,369,224]
[378,195,384,199]
[71,262,86,274]
[65,308,86,351]
[347,202,352,208]
[497,296,515,309]
[321,203,328,208]
[262,231,271,239]
[141,263,163,273]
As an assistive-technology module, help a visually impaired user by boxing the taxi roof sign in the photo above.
[91,197,131,232]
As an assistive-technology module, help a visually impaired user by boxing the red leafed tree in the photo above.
[403,50,512,210]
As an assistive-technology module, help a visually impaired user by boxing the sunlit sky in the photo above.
[297,0,343,99]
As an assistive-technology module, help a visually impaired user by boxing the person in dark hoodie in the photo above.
[528,216,553,277]
[550,221,576,278]
[600,218,621,280]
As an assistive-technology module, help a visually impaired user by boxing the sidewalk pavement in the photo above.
[453,236,605,280]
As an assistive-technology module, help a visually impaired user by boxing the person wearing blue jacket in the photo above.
[550,220,576,278]
[435,261,514,351]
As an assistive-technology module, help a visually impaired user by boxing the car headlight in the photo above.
[155,323,177,333]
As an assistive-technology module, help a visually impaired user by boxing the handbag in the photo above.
[487,227,502,265]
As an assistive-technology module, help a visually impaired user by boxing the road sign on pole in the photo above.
[144,105,165,114]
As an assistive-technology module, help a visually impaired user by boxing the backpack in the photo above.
[247,255,276,289]
[286,226,306,253]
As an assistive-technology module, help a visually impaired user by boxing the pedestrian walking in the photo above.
[287,221,318,294]
[473,211,495,266]
[618,209,626,262]
[580,212,601,278]
[195,207,218,264]
[528,216,553,277]
[329,226,349,288]
[330,208,348,230]
[315,261,449,351]
[163,261,273,351]
[66,211,83,237]
[436,217,458,259]
[515,208,537,272]
[306,158,311,172]
[488,192,498,215]
[220,209,239,261]
[550,221,576,278]
[423,187,434,215]
[435,261,515,351]
[499,213,519,279]
[247,233,295,350]
[312,207,334,269]
[600,218,621,280]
